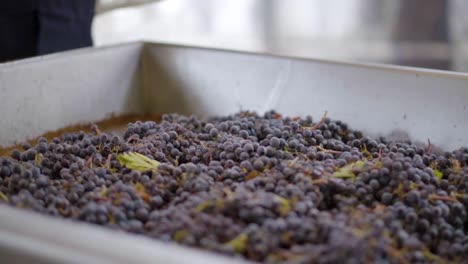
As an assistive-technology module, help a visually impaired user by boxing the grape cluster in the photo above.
[1,111,468,263]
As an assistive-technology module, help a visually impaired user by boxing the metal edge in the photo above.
[0,41,145,69]
[139,40,468,81]
[0,204,249,264]
[2,39,467,81]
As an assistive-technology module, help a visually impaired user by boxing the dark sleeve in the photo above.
[0,0,38,62]
[37,0,95,55]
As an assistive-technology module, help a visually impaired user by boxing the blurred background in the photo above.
[94,0,468,72]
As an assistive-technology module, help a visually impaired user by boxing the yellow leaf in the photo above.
[195,201,213,212]
[451,192,467,199]
[393,183,404,195]
[245,170,260,181]
[267,253,284,262]
[108,213,116,224]
[333,167,355,179]
[373,160,383,168]
[360,146,372,158]
[173,230,188,242]
[332,160,366,179]
[0,191,8,202]
[421,248,442,262]
[224,233,248,253]
[433,170,443,180]
[117,152,160,172]
[133,182,150,202]
[275,196,291,216]
[354,160,366,169]
[451,158,461,174]
[281,232,292,243]
[195,199,223,212]
[215,198,224,209]
[34,153,43,165]
[100,185,108,197]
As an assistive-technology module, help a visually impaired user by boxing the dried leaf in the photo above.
[195,201,214,212]
[245,170,260,181]
[34,153,43,165]
[108,213,116,224]
[0,191,8,202]
[195,199,223,212]
[173,230,188,242]
[215,198,224,209]
[451,158,462,174]
[281,232,292,244]
[100,185,108,197]
[275,196,291,216]
[288,157,299,167]
[133,182,150,202]
[393,183,404,196]
[451,192,467,199]
[224,233,248,253]
[333,167,355,179]
[117,152,160,172]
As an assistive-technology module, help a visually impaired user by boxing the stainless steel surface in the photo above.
[0,42,145,147]
[141,43,468,150]
[1,41,468,263]
[0,205,248,264]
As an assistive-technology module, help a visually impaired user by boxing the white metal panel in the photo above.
[0,205,248,264]
[0,42,145,147]
[144,43,468,150]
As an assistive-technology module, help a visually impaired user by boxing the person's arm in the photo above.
[95,0,161,14]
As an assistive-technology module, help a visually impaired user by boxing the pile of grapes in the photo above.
[1,111,468,263]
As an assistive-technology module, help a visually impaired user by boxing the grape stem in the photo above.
[90,123,102,135]
[428,194,458,203]
[85,156,94,168]
[317,145,342,155]
[426,139,433,155]
[126,134,141,143]
[310,111,328,130]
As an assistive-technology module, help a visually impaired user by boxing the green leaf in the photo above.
[433,169,443,180]
[332,160,365,179]
[224,233,248,253]
[333,169,355,179]
[117,152,160,172]
[354,160,366,169]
